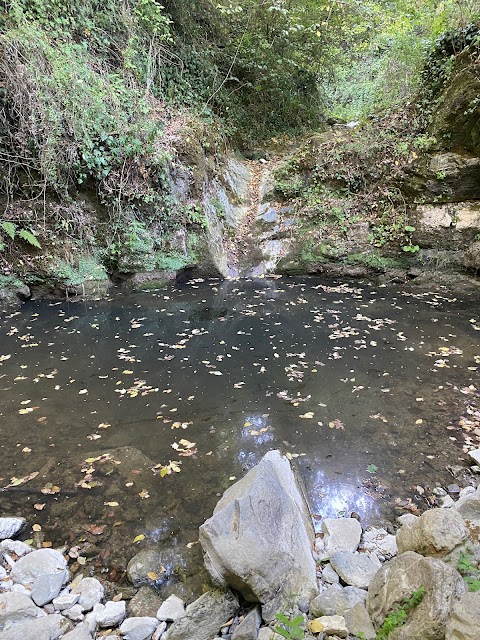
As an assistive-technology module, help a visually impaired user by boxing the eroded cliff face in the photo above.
[405,39,480,273]
[0,127,254,304]
[259,33,480,287]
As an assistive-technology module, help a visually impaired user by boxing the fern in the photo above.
[1,221,16,239]
[376,587,425,640]
[18,229,42,249]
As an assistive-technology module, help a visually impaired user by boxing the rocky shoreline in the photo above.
[1,449,480,640]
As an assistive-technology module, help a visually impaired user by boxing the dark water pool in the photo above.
[0,277,479,593]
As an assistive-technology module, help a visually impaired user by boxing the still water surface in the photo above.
[0,277,479,590]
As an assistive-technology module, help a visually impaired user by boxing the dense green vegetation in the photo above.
[0,0,479,291]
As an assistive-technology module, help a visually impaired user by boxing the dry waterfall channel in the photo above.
[1,450,480,640]
[225,156,294,278]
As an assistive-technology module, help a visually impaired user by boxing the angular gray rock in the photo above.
[96,600,126,627]
[232,606,261,640]
[72,577,104,612]
[258,629,274,640]
[31,571,67,606]
[119,616,159,640]
[396,508,469,557]
[199,450,318,621]
[11,549,68,587]
[127,550,166,587]
[52,593,80,611]
[362,527,397,560]
[156,595,185,622]
[163,589,238,640]
[0,539,32,556]
[344,603,376,640]
[453,485,480,527]
[330,552,381,589]
[321,563,340,584]
[0,592,42,630]
[83,602,105,633]
[0,517,26,540]
[322,518,362,555]
[0,613,72,640]
[152,621,167,640]
[63,604,85,622]
[310,615,348,638]
[367,551,467,640]
[445,591,480,640]
[310,583,367,617]
[62,623,94,640]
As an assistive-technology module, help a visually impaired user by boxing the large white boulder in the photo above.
[199,450,318,621]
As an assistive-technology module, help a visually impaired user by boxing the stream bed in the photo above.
[0,276,479,595]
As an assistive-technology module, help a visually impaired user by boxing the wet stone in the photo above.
[127,550,166,587]
[128,586,163,618]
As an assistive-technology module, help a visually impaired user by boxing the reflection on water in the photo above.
[0,276,479,588]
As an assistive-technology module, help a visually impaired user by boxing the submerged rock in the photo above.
[128,586,163,618]
[163,589,238,640]
[127,550,166,587]
[199,450,318,622]
[367,551,467,639]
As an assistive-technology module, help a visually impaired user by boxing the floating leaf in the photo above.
[4,472,38,488]
[133,534,145,543]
